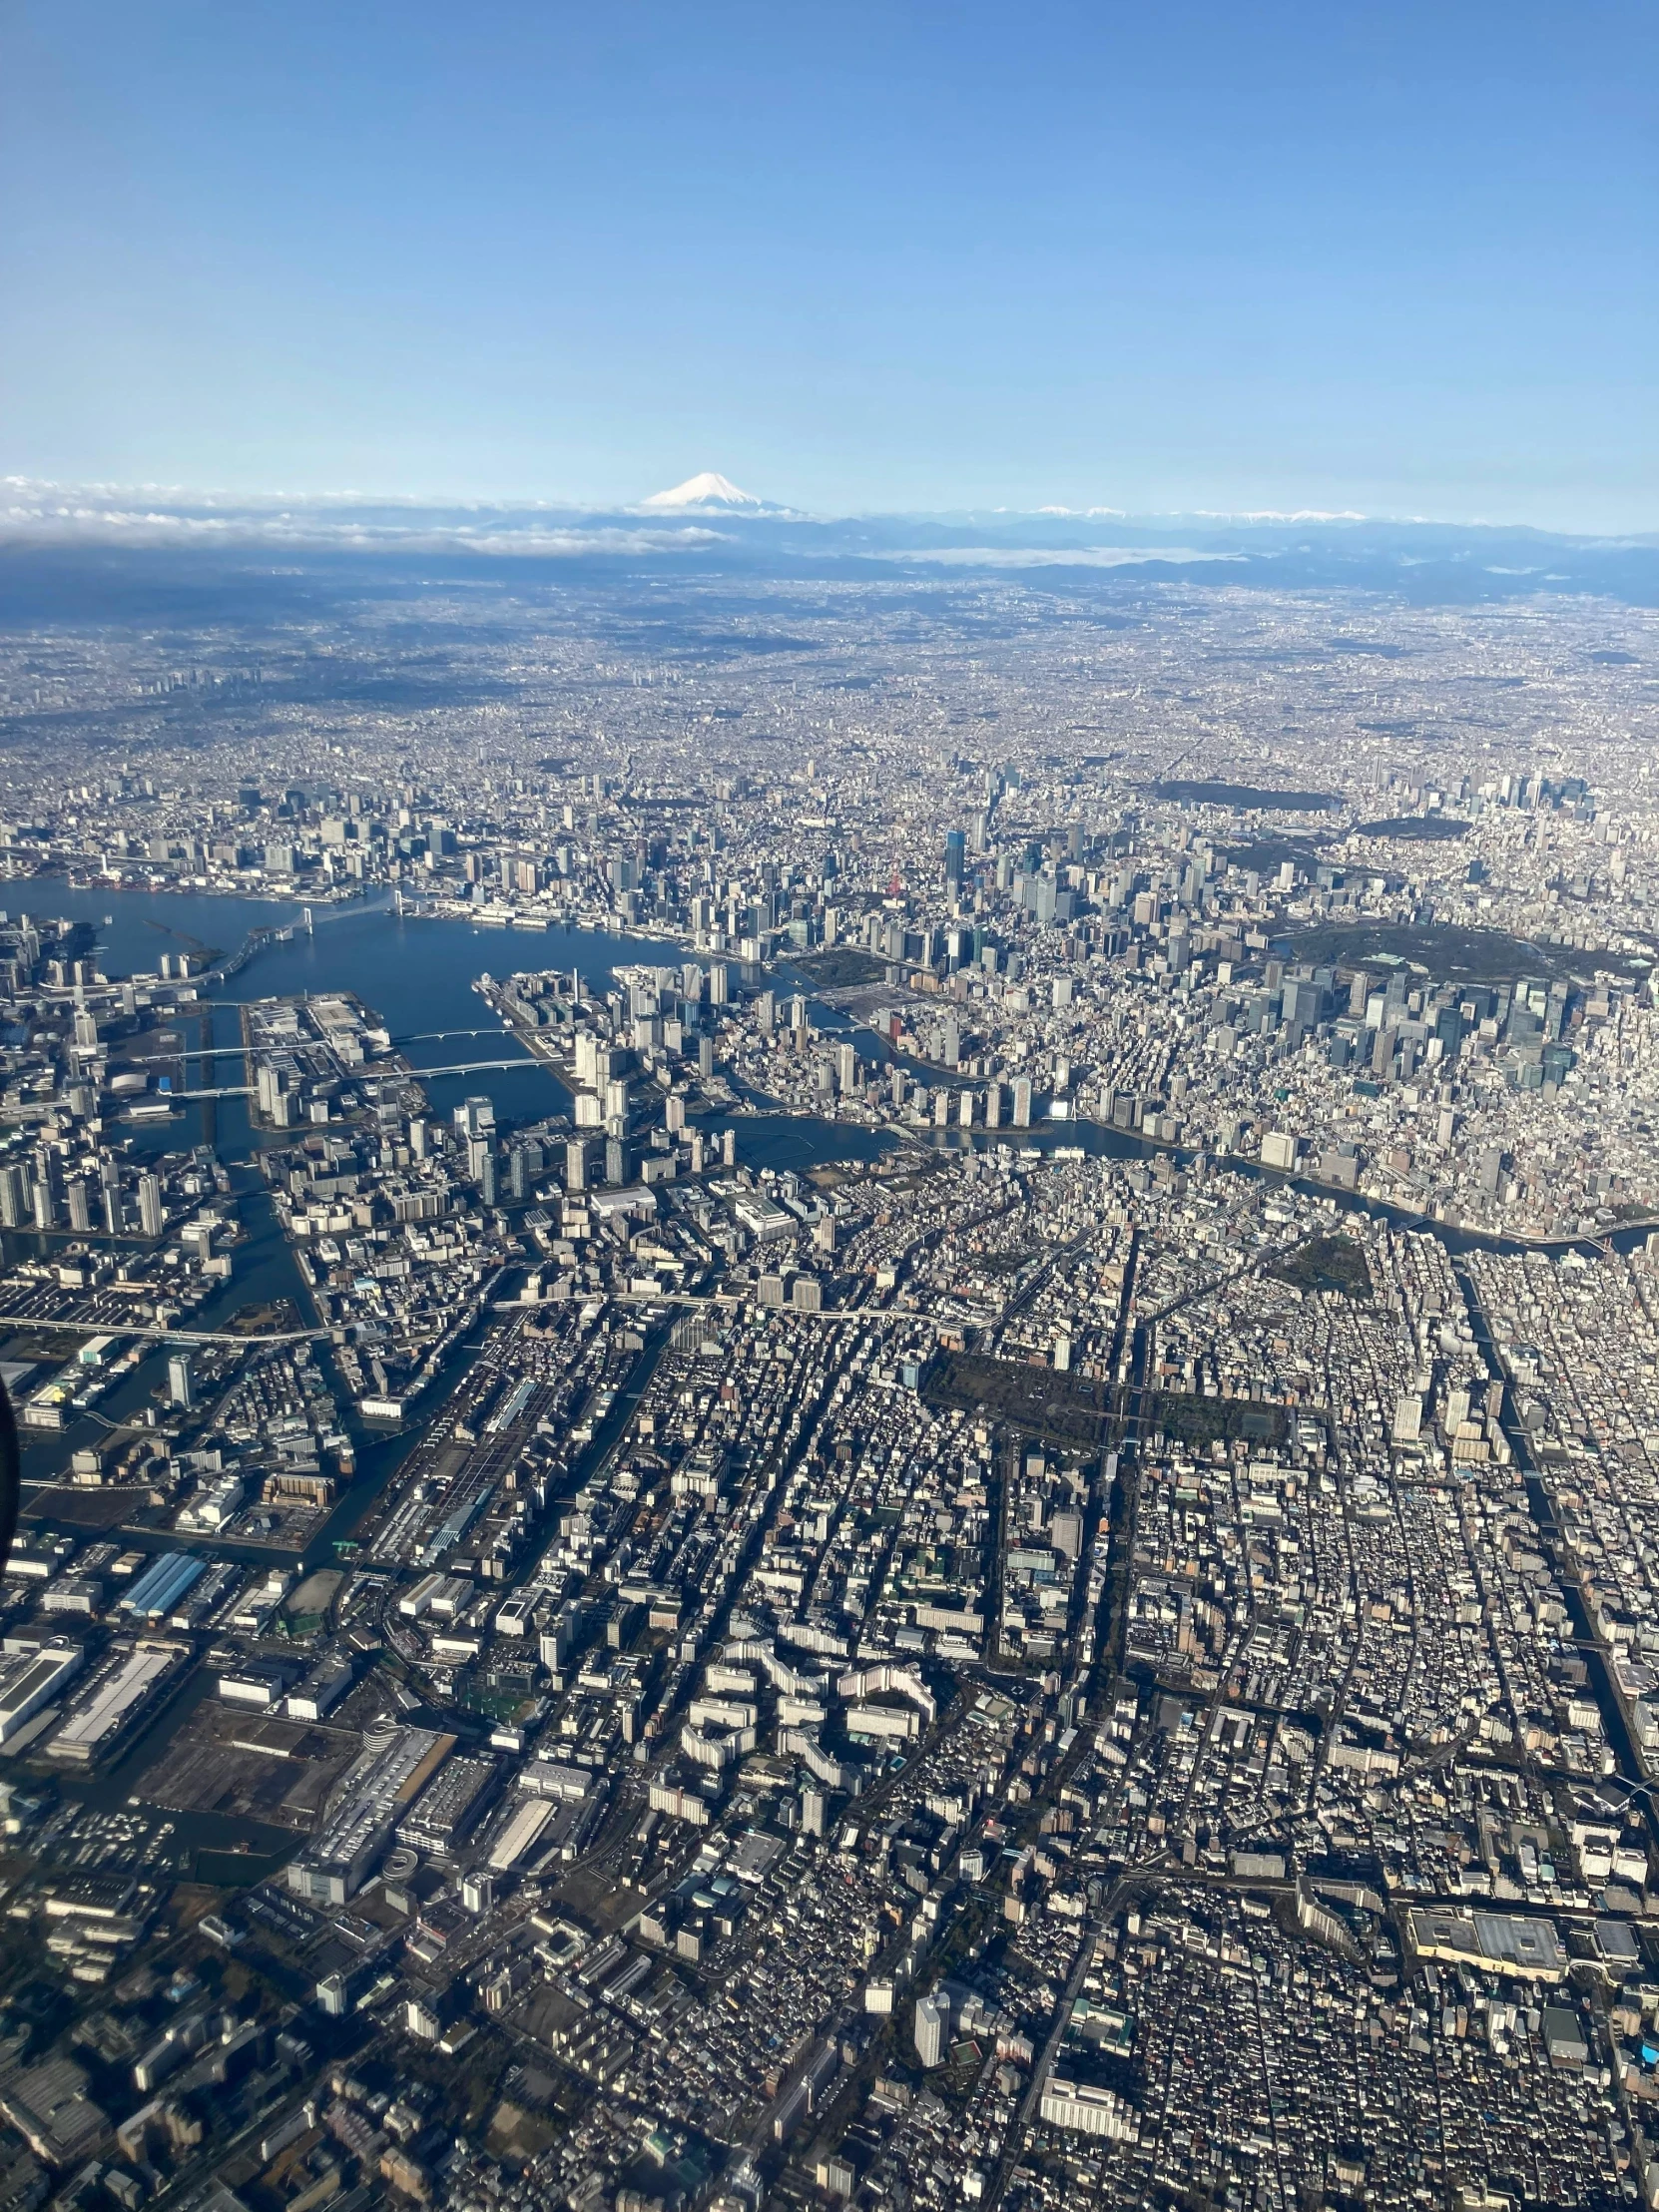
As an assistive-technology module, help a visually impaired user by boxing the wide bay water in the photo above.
[0,878,307,983]
[15,877,1635,1256]
[3,881,894,1481]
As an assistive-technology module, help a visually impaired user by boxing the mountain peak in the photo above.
[640,471,768,512]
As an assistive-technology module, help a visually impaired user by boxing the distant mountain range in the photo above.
[3,477,1658,613]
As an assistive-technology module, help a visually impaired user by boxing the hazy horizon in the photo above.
[4,472,1659,546]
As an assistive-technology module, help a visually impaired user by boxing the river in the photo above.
[3,874,1626,1865]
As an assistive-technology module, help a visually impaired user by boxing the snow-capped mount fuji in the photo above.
[638,471,775,513]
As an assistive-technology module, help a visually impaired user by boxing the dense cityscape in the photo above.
[0,547,1653,2212]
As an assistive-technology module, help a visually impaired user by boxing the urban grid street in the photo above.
[0,545,1654,2212]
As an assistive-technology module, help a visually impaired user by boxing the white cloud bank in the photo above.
[0,480,727,557]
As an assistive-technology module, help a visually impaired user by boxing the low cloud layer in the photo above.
[0,480,727,557]
[875,544,1246,569]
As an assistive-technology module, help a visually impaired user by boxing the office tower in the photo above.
[1050,1509,1083,1560]
[0,1166,29,1230]
[914,1993,947,2068]
[139,1174,164,1238]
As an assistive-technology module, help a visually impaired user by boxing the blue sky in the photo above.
[3,0,1655,528]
